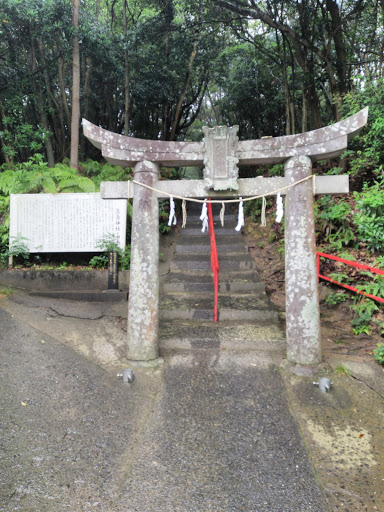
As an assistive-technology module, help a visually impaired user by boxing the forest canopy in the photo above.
[1,0,384,166]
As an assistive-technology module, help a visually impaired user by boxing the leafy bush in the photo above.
[350,298,379,335]
[89,234,131,270]
[356,275,384,299]
[325,292,349,305]
[341,78,384,177]
[0,234,31,267]
[81,160,131,188]
[159,199,171,234]
[89,255,109,269]
[373,343,384,365]
[316,196,353,242]
[354,179,384,252]
[0,154,96,195]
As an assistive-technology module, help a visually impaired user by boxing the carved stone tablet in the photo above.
[9,193,127,252]
[202,126,239,191]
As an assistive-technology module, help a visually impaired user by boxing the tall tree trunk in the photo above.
[161,2,173,141]
[37,38,63,164]
[169,0,202,141]
[276,32,291,135]
[123,0,130,135]
[169,39,199,141]
[80,55,92,158]
[379,0,384,77]
[70,0,81,170]
[289,101,295,135]
[0,100,11,165]
[58,56,71,129]
[301,88,308,133]
[325,0,347,96]
[30,40,55,167]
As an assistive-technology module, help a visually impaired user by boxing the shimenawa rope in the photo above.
[128,174,315,204]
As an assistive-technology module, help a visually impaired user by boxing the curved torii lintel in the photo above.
[82,107,368,167]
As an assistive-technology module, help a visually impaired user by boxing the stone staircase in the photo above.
[159,203,285,352]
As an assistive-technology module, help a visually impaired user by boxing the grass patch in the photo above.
[0,286,13,296]
[334,364,351,377]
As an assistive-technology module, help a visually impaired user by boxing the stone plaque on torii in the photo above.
[83,107,368,366]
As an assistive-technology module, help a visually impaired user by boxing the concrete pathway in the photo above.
[0,306,327,512]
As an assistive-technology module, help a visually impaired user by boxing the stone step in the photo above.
[160,295,278,322]
[176,236,247,254]
[159,320,285,351]
[181,226,242,236]
[185,213,237,223]
[163,272,264,293]
[170,253,256,271]
[186,203,235,215]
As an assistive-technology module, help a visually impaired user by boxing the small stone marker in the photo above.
[107,251,119,289]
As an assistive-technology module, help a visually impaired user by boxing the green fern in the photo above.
[58,177,95,193]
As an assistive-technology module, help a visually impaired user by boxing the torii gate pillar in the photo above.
[285,156,321,364]
[127,161,160,360]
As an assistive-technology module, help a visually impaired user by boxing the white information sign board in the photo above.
[9,193,127,252]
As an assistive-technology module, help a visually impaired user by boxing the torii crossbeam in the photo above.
[83,108,368,366]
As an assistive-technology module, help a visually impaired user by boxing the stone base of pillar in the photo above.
[125,357,165,368]
[280,359,329,377]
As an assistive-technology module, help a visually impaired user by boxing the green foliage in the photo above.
[1,234,30,267]
[334,365,351,377]
[350,298,378,335]
[341,78,384,177]
[337,251,356,262]
[316,179,384,254]
[243,198,264,222]
[269,164,284,177]
[353,179,384,252]
[325,292,349,306]
[89,255,108,269]
[328,272,351,284]
[373,344,384,366]
[0,155,96,195]
[316,196,353,241]
[0,286,13,296]
[91,234,131,271]
[373,256,384,269]
[356,275,384,299]
[95,233,121,253]
[159,199,171,234]
[213,43,286,138]
[327,227,356,251]
[81,160,131,189]
[0,118,48,162]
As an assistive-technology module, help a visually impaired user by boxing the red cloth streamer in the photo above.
[207,200,219,322]
[317,252,384,304]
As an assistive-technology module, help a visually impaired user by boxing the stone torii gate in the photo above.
[83,107,368,366]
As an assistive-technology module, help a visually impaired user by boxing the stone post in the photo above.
[284,156,321,365]
[127,161,159,361]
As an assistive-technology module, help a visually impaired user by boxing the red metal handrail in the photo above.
[207,200,219,322]
[317,252,384,304]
